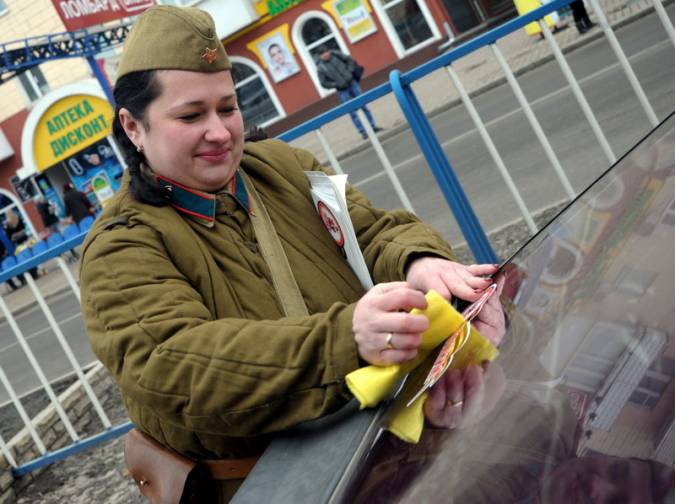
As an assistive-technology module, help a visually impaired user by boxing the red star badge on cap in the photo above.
[201,47,218,64]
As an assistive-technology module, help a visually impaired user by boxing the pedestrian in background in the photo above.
[570,0,596,34]
[2,209,39,284]
[35,196,60,235]
[36,195,79,262]
[316,46,383,140]
[0,237,22,292]
[63,183,95,225]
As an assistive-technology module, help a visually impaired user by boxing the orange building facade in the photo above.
[221,0,516,133]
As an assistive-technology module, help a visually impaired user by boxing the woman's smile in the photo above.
[195,147,231,163]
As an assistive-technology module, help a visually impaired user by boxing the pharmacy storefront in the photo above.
[19,81,124,214]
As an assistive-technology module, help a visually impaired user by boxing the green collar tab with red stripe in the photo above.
[156,170,250,223]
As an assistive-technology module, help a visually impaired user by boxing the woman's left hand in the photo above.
[405,258,498,303]
[423,362,506,430]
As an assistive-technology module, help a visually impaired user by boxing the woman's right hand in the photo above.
[353,282,430,366]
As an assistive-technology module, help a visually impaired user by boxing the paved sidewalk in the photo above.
[1,0,671,320]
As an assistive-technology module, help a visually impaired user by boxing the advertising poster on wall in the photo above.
[64,138,123,206]
[9,176,39,203]
[333,0,377,42]
[259,34,301,83]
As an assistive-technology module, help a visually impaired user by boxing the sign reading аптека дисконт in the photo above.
[33,94,115,172]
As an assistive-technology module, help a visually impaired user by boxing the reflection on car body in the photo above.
[234,111,675,503]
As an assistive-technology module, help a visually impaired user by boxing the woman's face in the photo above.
[121,69,245,192]
[269,45,284,65]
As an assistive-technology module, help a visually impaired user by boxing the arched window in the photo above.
[371,0,440,58]
[292,12,349,97]
[230,58,285,130]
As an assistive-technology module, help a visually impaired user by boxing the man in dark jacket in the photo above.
[63,183,95,224]
[316,46,382,140]
[0,234,22,291]
[35,196,60,233]
[36,195,79,261]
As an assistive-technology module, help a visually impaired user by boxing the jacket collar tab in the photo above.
[155,170,250,223]
[156,175,216,222]
[228,170,250,214]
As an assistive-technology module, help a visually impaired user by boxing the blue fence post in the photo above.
[389,70,498,264]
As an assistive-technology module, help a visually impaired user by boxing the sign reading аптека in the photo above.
[47,99,109,157]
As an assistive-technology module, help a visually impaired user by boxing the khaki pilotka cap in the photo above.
[116,5,231,81]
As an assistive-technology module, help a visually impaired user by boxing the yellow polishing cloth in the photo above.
[346,290,463,408]
[345,290,498,443]
[386,390,429,443]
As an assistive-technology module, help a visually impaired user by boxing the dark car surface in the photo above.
[234,110,675,503]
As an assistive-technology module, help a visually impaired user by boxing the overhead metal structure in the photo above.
[0,22,132,102]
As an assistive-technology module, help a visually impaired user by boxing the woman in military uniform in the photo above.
[80,5,505,501]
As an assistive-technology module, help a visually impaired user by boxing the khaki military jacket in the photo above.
[80,140,455,459]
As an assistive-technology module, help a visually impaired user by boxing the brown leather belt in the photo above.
[203,455,261,480]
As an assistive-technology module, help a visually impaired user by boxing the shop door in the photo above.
[442,0,482,33]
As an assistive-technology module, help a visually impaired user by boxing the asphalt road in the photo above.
[1,8,674,407]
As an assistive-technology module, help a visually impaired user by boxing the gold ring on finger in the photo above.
[385,332,394,350]
[447,399,463,408]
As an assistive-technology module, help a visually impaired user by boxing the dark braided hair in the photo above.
[112,70,167,206]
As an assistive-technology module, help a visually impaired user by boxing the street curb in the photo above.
[331,2,669,163]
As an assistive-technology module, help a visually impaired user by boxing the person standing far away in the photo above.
[35,195,60,235]
[0,236,22,292]
[570,0,596,34]
[62,183,95,225]
[3,209,39,283]
[36,195,79,262]
[316,45,383,140]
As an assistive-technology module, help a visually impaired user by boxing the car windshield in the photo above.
[341,111,675,503]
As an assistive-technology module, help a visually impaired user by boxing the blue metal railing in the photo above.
[12,422,133,477]
[0,24,132,74]
[0,233,86,283]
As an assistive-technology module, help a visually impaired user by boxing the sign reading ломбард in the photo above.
[51,0,155,31]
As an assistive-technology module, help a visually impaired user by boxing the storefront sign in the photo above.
[33,94,114,172]
[265,0,303,17]
[333,0,376,42]
[51,0,155,32]
[91,171,116,204]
